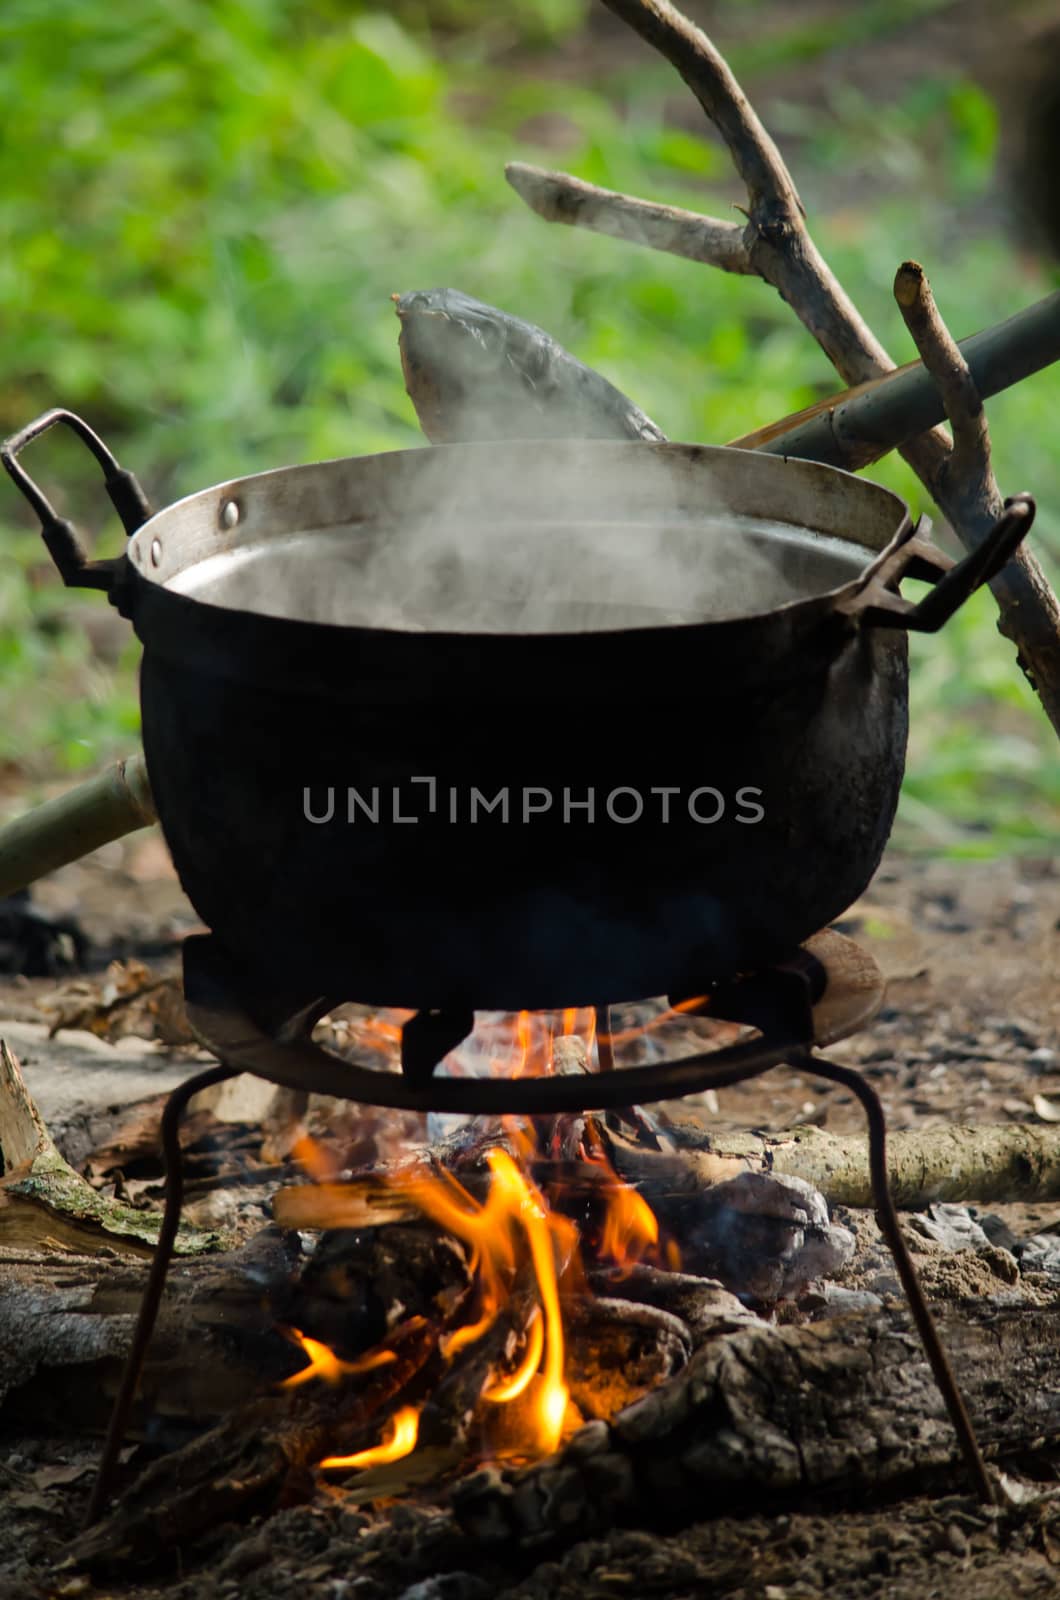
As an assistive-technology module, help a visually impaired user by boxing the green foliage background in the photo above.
[0,0,1056,852]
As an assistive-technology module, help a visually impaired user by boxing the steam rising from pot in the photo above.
[168,438,872,635]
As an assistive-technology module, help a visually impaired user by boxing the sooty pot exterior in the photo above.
[126,441,918,1013]
[136,596,907,1012]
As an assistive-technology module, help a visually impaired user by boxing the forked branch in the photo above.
[506,163,752,274]
[894,259,999,518]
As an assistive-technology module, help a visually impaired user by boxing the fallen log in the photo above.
[62,1295,1060,1570]
[0,1040,223,1257]
[640,1120,1060,1208]
[454,1298,1060,1550]
[0,1231,297,1427]
[0,1221,472,1433]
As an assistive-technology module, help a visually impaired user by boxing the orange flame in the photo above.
[321,1405,421,1470]
[599,1183,659,1266]
[394,1146,570,1452]
[280,1329,397,1389]
[288,1005,694,1474]
[482,1307,544,1403]
[604,994,711,1047]
[581,1123,676,1273]
[291,1134,343,1183]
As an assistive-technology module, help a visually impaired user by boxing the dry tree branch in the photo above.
[894,259,999,517]
[505,163,752,274]
[599,0,900,383]
[509,0,1060,734]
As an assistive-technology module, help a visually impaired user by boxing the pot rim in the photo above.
[123,440,913,642]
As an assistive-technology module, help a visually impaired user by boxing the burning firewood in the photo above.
[52,1290,1060,1573]
[70,1314,439,1569]
[454,1298,1060,1552]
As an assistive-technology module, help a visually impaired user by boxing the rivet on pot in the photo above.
[150,538,163,568]
[221,499,240,529]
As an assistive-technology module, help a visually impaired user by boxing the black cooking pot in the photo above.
[2,410,1034,1014]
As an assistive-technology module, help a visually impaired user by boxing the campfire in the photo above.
[262,1008,721,1479]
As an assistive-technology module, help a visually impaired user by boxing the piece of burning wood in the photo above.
[394,287,667,445]
[419,1289,537,1452]
[563,1293,690,1420]
[453,1298,1060,1549]
[275,1118,1060,1285]
[587,1263,759,1347]
[0,1040,224,1257]
[69,1315,438,1569]
[0,1219,473,1439]
[273,1223,472,1361]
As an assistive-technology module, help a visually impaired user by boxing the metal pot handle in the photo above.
[1,408,153,592]
[844,494,1035,633]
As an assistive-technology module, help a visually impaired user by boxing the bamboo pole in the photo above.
[0,753,156,899]
[732,291,1060,468]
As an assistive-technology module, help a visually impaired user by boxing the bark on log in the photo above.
[280,1115,1060,1232]
[0,1223,471,1431]
[646,1121,1060,1208]
[0,1039,224,1257]
[454,1299,1060,1550]
[70,1315,439,1569]
[0,1231,299,1426]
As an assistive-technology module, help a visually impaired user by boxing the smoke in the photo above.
[170,440,875,634]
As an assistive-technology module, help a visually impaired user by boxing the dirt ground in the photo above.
[0,838,1058,1597]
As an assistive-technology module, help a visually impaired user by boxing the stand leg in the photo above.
[85,1062,240,1526]
[799,1050,994,1505]
[595,1003,615,1071]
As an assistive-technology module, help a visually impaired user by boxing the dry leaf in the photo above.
[39,959,194,1046]
[32,1462,94,1490]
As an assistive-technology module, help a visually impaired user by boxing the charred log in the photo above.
[454,1299,1060,1551]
